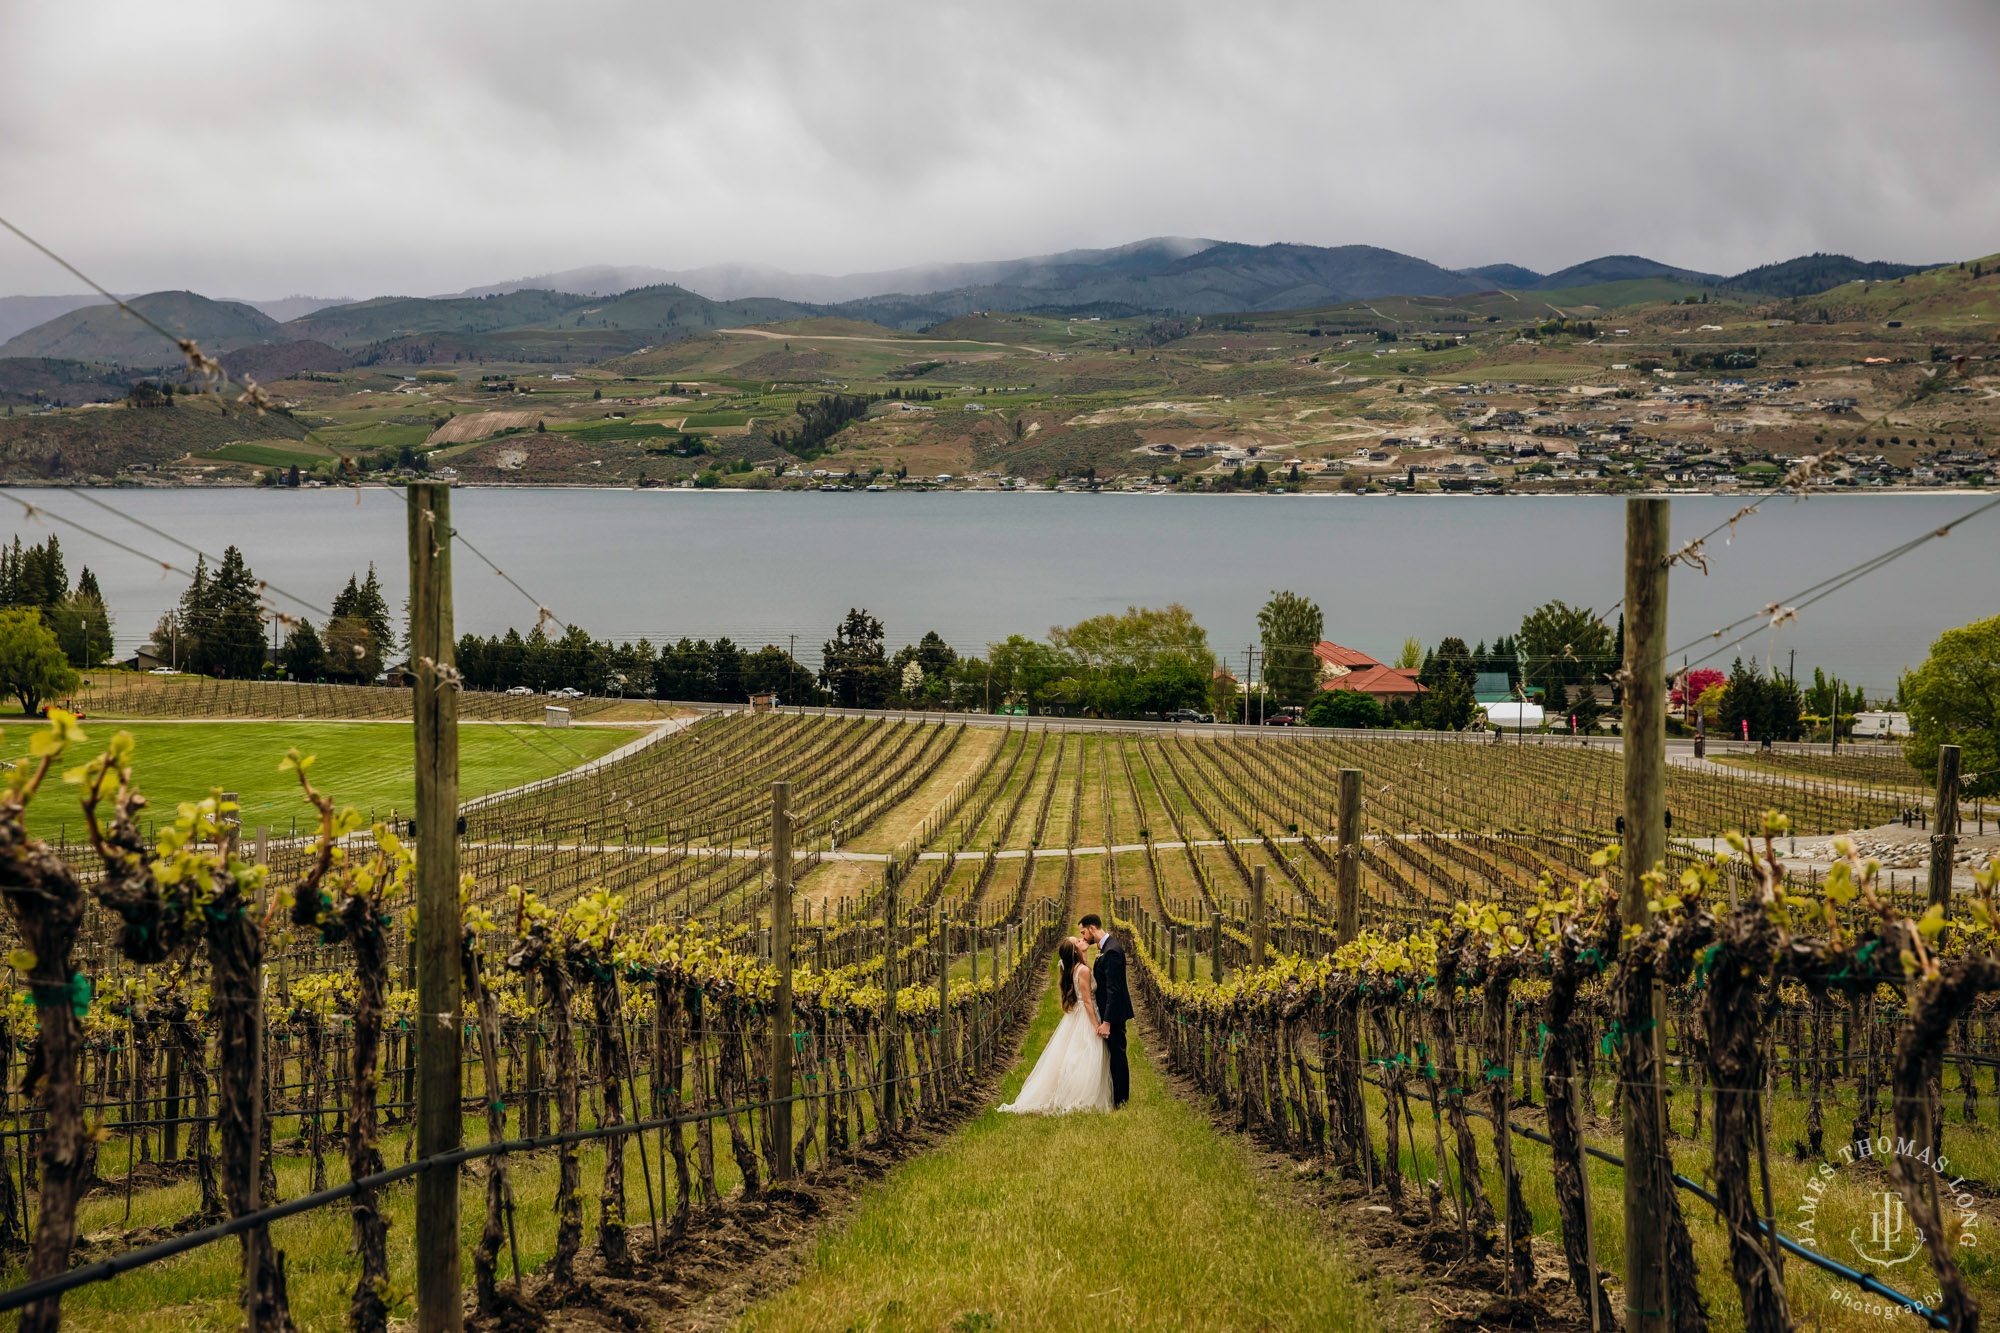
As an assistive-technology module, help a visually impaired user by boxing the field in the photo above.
[0,718,637,836]
[0,697,1984,1333]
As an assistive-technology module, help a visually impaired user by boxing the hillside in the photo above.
[0,291,278,366]
[0,395,311,479]
[0,294,111,344]
[278,289,598,348]
[268,284,815,361]
[826,242,1487,327]
[1770,253,2000,326]
[1721,252,1930,298]
[1457,263,1543,288]
[0,357,135,408]
[1529,255,1721,289]
[455,237,1220,304]
[218,339,355,381]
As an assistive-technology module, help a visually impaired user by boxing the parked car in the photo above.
[147,666,177,675]
[1164,709,1212,723]
[505,685,535,696]
[547,687,584,700]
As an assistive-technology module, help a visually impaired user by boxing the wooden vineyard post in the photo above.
[1251,865,1267,968]
[937,908,950,1087]
[1336,769,1360,944]
[769,782,794,1182]
[1620,496,1670,1333]
[409,481,462,1333]
[1210,915,1222,983]
[1929,744,1960,909]
[881,874,898,1135]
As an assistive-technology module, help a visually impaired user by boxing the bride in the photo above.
[998,937,1113,1115]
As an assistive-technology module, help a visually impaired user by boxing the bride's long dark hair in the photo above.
[1058,939,1082,1011]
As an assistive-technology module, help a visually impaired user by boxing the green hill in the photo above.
[280,289,595,348]
[0,291,278,367]
[1721,252,1929,298]
[1773,255,2000,327]
[277,283,816,355]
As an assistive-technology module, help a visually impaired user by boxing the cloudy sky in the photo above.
[3,0,1996,299]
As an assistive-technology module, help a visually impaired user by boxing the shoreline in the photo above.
[1,480,1994,499]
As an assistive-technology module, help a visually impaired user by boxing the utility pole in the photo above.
[1619,496,1671,1333]
[1336,769,1361,943]
[769,781,794,1180]
[1928,745,1961,909]
[408,482,461,1333]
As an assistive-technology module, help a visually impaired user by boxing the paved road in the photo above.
[671,701,1901,760]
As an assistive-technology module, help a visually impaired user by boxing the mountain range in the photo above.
[0,239,1933,372]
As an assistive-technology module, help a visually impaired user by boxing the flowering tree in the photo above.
[1669,667,1725,710]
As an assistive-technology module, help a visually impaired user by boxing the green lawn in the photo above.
[1,720,635,835]
[739,981,1380,1333]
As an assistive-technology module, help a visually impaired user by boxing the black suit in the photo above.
[1093,935,1133,1106]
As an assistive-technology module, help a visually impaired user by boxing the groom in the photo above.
[1079,915,1131,1108]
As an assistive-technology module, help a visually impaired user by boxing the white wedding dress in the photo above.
[998,963,1114,1115]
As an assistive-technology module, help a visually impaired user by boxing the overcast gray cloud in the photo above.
[2,0,1996,298]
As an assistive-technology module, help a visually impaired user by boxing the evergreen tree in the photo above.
[198,546,267,679]
[821,609,889,708]
[355,565,396,655]
[1571,682,1603,732]
[282,620,326,680]
[1420,667,1477,731]
[1419,637,1475,690]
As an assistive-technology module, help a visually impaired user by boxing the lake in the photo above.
[6,487,1996,695]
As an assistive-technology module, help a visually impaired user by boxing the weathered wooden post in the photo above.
[1336,769,1360,943]
[880,874,897,1135]
[1929,744,1960,909]
[769,782,794,1181]
[1210,915,1222,984]
[409,481,462,1333]
[937,907,950,1086]
[1620,496,1670,1333]
[1251,865,1267,968]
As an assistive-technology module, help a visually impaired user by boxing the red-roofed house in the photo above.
[1313,641,1426,702]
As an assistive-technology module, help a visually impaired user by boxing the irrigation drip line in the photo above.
[1349,1069,1949,1327]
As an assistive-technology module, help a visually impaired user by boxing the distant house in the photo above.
[1312,641,1425,703]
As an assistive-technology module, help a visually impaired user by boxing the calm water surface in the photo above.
[7,487,1995,695]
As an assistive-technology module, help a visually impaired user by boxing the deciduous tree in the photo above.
[0,609,78,714]
[1256,591,1323,707]
[1902,613,2000,795]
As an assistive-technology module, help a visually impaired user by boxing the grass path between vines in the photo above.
[737,977,1381,1333]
